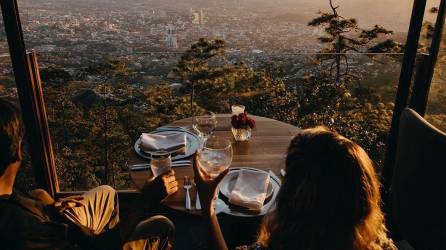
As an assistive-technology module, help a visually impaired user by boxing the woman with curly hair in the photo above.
[193,126,395,250]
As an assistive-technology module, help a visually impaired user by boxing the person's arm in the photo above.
[118,170,179,241]
[142,170,179,211]
[192,155,229,250]
[202,206,228,250]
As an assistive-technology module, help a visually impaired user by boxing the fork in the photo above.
[183,176,192,210]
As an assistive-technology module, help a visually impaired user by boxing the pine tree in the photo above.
[308,0,402,83]
[173,38,226,115]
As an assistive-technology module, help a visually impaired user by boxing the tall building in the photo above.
[166,24,178,49]
[199,8,205,24]
[137,14,145,25]
[191,8,205,25]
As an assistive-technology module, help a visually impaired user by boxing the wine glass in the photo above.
[197,136,233,212]
[193,111,217,145]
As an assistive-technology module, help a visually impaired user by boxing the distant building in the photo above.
[166,24,178,49]
[214,31,226,40]
[137,14,145,25]
[190,8,205,25]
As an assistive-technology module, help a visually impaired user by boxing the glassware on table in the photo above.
[231,104,245,115]
[231,127,252,141]
[197,136,233,178]
[150,151,172,178]
[193,111,217,144]
[197,136,233,211]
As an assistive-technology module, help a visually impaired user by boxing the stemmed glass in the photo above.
[197,136,233,210]
[193,111,217,147]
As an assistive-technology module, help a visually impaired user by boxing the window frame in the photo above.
[1,0,58,195]
[1,0,444,198]
[383,0,446,195]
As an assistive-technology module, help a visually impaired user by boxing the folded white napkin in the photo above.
[139,132,187,154]
[229,170,270,211]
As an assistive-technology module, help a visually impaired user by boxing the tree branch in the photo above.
[329,0,339,15]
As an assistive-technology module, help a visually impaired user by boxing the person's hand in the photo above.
[54,196,85,213]
[192,154,229,216]
[143,170,179,205]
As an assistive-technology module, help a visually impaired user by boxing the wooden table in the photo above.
[129,114,301,215]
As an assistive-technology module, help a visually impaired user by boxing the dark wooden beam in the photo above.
[410,0,446,115]
[27,51,59,193]
[410,53,430,114]
[0,0,58,195]
[383,0,427,195]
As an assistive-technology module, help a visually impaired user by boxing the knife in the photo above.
[130,161,191,171]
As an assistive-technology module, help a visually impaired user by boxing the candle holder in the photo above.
[231,127,252,141]
[231,112,255,142]
[231,104,245,115]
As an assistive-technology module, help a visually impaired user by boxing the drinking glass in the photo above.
[193,111,217,144]
[197,136,233,210]
[197,136,233,178]
[150,151,172,178]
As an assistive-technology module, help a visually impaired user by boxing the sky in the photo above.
[19,0,442,32]
[275,0,440,32]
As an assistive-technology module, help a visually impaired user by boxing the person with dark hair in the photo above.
[193,126,396,250]
[0,98,178,250]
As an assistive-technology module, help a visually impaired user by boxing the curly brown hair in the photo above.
[257,127,395,250]
[0,99,24,175]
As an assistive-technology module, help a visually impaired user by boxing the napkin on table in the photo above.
[229,169,270,211]
[139,132,187,154]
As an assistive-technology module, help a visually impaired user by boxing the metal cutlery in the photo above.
[183,176,192,210]
[130,160,191,171]
[280,169,286,177]
[155,125,191,132]
[194,181,201,210]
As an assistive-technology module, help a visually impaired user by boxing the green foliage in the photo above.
[173,38,226,90]
[173,38,291,113]
[41,23,402,190]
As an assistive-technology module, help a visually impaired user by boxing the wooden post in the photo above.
[383,0,427,195]
[410,0,446,115]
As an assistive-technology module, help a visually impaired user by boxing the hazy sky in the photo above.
[19,0,442,32]
[277,0,440,31]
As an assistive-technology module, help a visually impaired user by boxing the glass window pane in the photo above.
[0,12,36,191]
[16,0,418,191]
[425,13,446,132]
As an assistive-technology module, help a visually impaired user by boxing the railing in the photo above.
[10,51,412,191]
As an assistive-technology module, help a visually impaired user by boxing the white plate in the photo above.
[134,130,200,161]
[217,167,281,217]
[219,169,274,202]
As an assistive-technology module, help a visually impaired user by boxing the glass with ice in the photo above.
[150,151,172,178]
